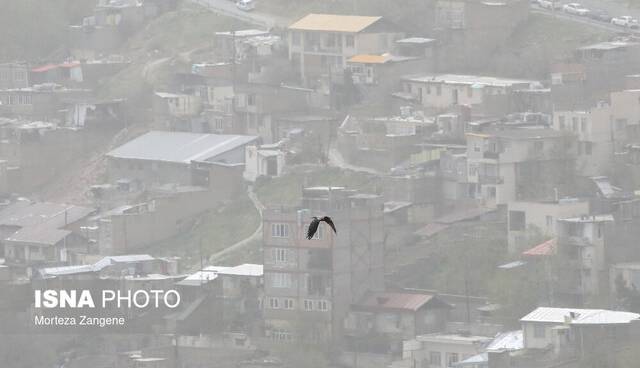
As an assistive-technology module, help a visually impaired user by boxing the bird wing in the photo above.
[322,216,337,234]
[307,218,320,240]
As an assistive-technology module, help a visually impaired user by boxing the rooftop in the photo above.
[355,291,451,312]
[416,333,492,344]
[177,263,263,287]
[107,131,258,164]
[0,201,94,229]
[520,307,640,325]
[289,13,382,33]
[403,74,536,87]
[559,214,614,223]
[522,238,556,257]
[468,127,570,140]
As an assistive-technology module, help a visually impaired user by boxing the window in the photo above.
[558,115,565,127]
[269,297,280,309]
[316,300,329,311]
[326,33,336,47]
[572,117,578,131]
[446,353,459,366]
[274,248,287,263]
[534,141,543,151]
[584,141,592,155]
[546,215,554,229]
[436,84,442,96]
[271,223,289,238]
[345,35,355,48]
[534,324,546,338]
[581,118,587,132]
[292,32,301,46]
[429,352,441,366]
[14,71,24,81]
[271,272,292,288]
[283,298,295,310]
[303,299,314,311]
[509,211,526,231]
[247,94,256,106]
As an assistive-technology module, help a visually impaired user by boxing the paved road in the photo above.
[190,0,289,28]
[532,3,640,34]
[207,186,265,263]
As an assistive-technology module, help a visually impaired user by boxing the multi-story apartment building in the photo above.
[555,214,615,305]
[465,127,577,207]
[553,103,613,177]
[288,13,403,84]
[261,186,385,344]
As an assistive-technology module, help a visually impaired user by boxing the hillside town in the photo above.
[4,0,640,367]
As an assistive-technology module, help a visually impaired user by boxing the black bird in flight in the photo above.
[307,216,337,239]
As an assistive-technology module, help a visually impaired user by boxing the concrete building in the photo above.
[401,333,492,368]
[243,144,286,182]
[553,103,614,177]
[465,127,577,207]
[0,201,95,269]
[0,62,30,90]
[520,307,639,360]
[261,186,385,344]
[400,74,536,113]
[106,131,258,187]
[555,215,615,304]
[288,13,404,84]
[507,198,590,254]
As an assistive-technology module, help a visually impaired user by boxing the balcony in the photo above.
[483,151,500,160]
[478,174,504,184]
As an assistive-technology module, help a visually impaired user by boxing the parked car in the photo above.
[538,0,562,10]
[236,0,255,11]
[611,15,639,28]
[588,9,612,22]
[562,3,590,16]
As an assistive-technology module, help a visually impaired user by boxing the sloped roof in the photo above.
[522,238,556,257]
[355,291,451,312]
[289,14,382,33]
[348,54,390,64]
[107,131,258,164]
[521,307,640,325]
[486,330,524,351]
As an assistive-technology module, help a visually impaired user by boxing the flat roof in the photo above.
[289,13,382,33]
[416,333,491,344]
[578,41,640,51]
[521,307,640,325]
[403,74,536,87]
[107,131,258,164]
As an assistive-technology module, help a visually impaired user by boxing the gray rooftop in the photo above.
[107,131,258,164]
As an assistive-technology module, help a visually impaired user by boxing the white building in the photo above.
[243,144,286,182]
[401,74,536,111]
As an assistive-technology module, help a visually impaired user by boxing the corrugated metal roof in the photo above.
[522,238,556,257]
[486,330,523,351]
[107,131,258,164]
[356,292,438,311]
[521,307,640,325]
[0,201,94,228]
[289,14,382,33]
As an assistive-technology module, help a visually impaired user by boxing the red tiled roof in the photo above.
[32,61,80,73]
[356,292,436,312]
[32,64,58,73]
[522,238,556,257]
